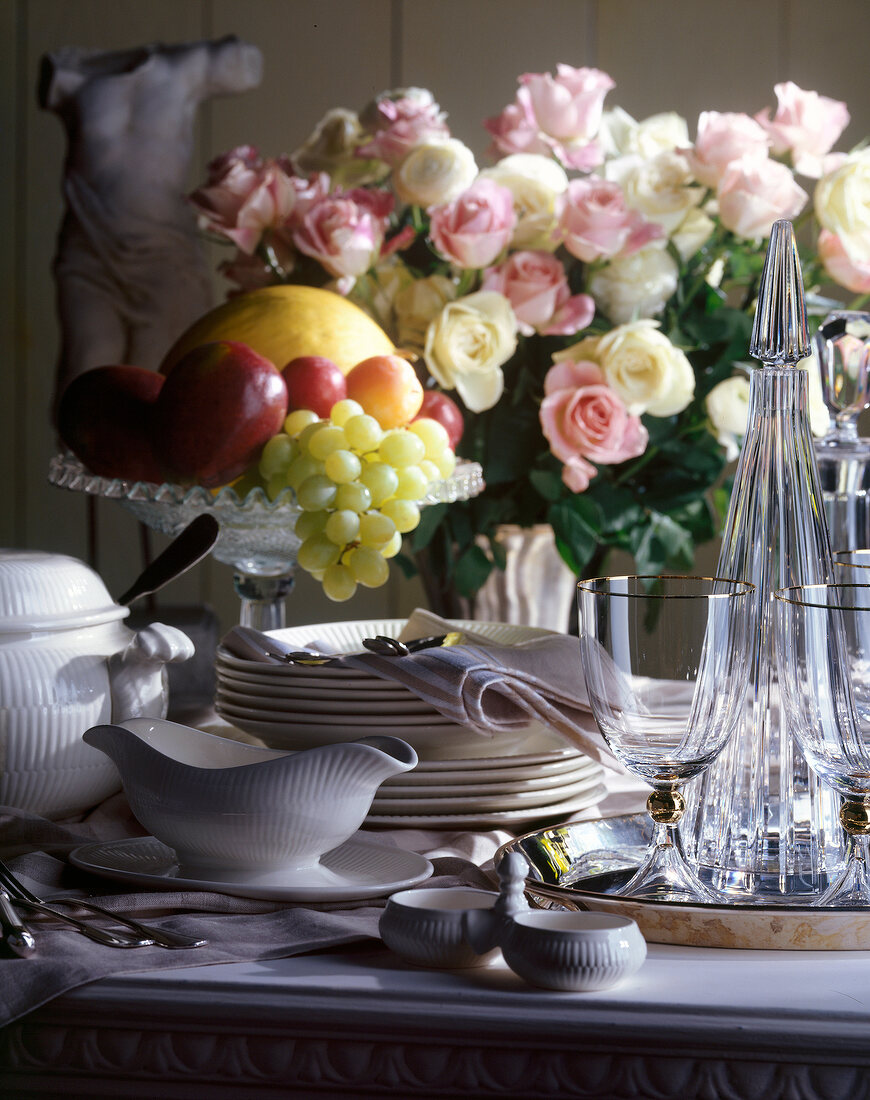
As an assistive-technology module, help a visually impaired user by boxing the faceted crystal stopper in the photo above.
[749,219,810,366]
[813,311,870,438]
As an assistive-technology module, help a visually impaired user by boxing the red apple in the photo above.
[282,355,346,417]
[57,365,165,482]
[153,341,288,488]
[413,390,464,449]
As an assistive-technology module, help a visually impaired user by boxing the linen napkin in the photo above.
[0,796,496,1029]
[220,612,622,769]
[345,609,622,769]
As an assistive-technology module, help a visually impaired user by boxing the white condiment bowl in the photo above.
[500,910,646,992]
[380,886,500,968]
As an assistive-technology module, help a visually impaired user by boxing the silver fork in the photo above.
[0,857,207,950]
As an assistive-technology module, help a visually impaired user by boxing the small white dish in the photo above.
[380,887,500,968]
[69,834,433,902]
[364,783,607,829]
[500,910,647,992]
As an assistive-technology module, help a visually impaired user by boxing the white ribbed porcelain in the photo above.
[0,549,193,818]
[500,911,647,992]
[379,887,500,968]
[83,718,418,877]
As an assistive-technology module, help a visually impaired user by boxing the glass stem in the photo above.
[233,571,295,631]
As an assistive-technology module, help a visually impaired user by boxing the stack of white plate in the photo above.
[214,618,606,829]
[368,729,606,829]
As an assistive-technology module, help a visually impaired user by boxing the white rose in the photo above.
[393,274,457,352]
[345,256,417,335]
[706,375,750,461]
[588,246,679,324]
[798,356,832,438]
[599,106,690,159]
[479,153,569,250]
[423,291,517,412]
[606,150,701,234]
[394,139,478,208]
[671,207,716,261]
[562,319,695,417]
[814,149,870,265]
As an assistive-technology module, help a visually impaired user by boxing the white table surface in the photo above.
[4,936,870,1099]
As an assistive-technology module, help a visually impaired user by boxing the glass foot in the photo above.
[618,839,719,904]
[815,827,870,907]
[618,802,719,904]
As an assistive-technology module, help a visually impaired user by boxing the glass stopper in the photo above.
[749,219,810,366]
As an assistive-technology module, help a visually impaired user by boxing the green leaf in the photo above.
[549,500,598,574]
[409,503,447,552]
[586,483,644,535]
[529,468,564,502]
[453,544,493,598]
[630,512,694,574]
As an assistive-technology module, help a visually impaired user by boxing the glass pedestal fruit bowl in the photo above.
[49,452,484,629]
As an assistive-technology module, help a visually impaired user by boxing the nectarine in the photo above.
[345,355,424,430]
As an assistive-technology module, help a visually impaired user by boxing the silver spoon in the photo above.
[117,513,220,607]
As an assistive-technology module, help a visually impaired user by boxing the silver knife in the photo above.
[0,886,36,957]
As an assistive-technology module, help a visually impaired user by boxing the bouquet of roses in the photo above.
[189,65,869,602]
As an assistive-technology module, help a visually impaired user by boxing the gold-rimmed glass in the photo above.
[576,575,755,904]
[775,582,870,906]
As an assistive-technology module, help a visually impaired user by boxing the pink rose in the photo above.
[484,89,552,159]
[357,88,450,165]
[293,188,394,288]
[520,65,614,142]
[556,178,662,263]
[218,235,296,293]
[429,179,517,269]
[540,360,648,493]
[818,229,870,293]
[190,146,300,254]
[717,156,808,239]
[756,82,850,179]
[685,112,770,188]
[481,251,594,336]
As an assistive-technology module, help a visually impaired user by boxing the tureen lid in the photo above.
[0,549,128,632]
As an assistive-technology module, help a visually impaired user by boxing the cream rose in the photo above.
[599,106,690,159]
[394,274,457,351]
[588,245,679,324]
[557,320,695,417]
[479,153,569,250]
[706,375,750,461]
[423,291,517,412]
[671,207,716,261]
[814,150,870,265]
[394,139,478,208]
[606,150,701,234]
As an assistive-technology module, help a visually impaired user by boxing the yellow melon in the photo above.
[159,285,394,375]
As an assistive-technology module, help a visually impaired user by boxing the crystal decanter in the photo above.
[686,220,844,900]
[813,311,870,553]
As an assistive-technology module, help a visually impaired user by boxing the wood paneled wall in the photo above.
[3,0,868,632]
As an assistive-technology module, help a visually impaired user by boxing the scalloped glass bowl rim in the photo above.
[48,452,484,511]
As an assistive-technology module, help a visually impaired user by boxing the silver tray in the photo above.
[500,814,870,950]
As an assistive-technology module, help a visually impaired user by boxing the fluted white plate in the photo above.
[69,833,433,902]
[364,783,608,830]
[215,687,445,717]
[215,700,459,729]
[380,757,600,795]
[215,665,413,696]
[371,768,604,814]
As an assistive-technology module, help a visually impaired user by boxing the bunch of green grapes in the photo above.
[259,399,456,601]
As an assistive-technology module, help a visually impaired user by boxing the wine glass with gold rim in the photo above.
[577,575,756,904]
[775,582,870,906]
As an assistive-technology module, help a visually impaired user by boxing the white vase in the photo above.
[472,525,577,632]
